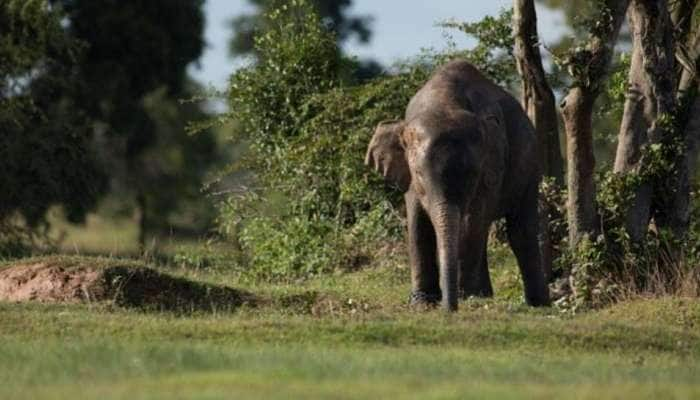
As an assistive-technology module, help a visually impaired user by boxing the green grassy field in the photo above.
[1,250,699,399]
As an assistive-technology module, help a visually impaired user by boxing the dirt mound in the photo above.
[0,260,253,312]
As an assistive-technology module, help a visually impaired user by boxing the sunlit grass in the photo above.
[1,251,699,399]
[45,208,226,259]
[2,227,699,400]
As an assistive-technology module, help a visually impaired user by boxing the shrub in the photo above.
[223,59,429,279]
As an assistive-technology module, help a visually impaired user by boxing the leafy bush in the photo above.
[223,16,427,278]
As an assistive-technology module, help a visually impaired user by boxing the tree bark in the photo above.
[613,0,679,240]
[562,91,598,245]
[678,27,700,176]
[513,0,563,281]
[614,0,677,241]
[670,0,697,47]
[561,0,630,246]
[663,7,700,240]
[678,27,700,93]
[513,0,564,184]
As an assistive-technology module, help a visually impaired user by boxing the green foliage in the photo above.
[53,0,219,241]
[229,0,372,58]
[137,84,222,235]
[223,2,417,279]
[227,1,345,158]
[230,0,380,82]
[539,177,568,273]
[598,52,631,139]
[57,0,205,100]
[439,8,517,88]
[0,0,107,255]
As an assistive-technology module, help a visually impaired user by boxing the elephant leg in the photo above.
[405,191,440,305]
[478,239,493,295]
[505,181,550,306]
[459,225,492,298]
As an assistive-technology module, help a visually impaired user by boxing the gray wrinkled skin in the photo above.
[366,60,550,311]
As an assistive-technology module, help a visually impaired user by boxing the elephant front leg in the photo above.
[459,226,492,298]
[405,191,440,306]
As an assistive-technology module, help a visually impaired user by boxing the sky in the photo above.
[188,0,568,91]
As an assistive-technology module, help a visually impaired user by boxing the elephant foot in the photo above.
[409,290,441,308]
[525,292,551,307]
[459,284,493,299]
[524,280,551,307]
[459,286,493,300]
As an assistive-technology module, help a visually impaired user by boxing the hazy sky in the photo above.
[188,1,568,90]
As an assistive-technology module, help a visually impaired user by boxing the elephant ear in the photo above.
[365,120,411,192]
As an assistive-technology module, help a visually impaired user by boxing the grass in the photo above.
[1,249,700,399]
[46,207,228,258]
[47,209,142,256]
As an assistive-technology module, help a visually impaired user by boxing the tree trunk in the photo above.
[560,0,630,246]
[513,0,564,184]
[678,28,700,182]
[679,94,700,195]
[614,0,678,240]
[678,26,700,93]
[670,0,697,47]
[663,5,700,241]
[562,90,598,245]
[513,0,563,280]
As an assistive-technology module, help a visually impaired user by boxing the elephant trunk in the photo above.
[431,202,461,312]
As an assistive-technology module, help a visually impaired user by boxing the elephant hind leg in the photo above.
[505,182,550,306]
[478,240,493,296]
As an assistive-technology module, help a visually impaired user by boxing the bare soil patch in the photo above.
[0,258,253,311]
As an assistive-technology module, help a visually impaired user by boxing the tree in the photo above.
[514,0,700,304]
[137,82,221,238]
[613,0,678,242]
[559,0,630,246]
[672,1,700,241]
[0,0,107,254]
[513,0,565,280]
[533,0,700,246]
[230,0,372,57]
[230,0,380,81]
[54,0,217,246]
[513,0,564,185]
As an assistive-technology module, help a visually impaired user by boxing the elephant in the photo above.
[365,59,550,311]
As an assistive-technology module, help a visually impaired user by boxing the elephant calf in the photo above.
[365,60,550,311]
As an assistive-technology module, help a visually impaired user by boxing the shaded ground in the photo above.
[0,257,252,312]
